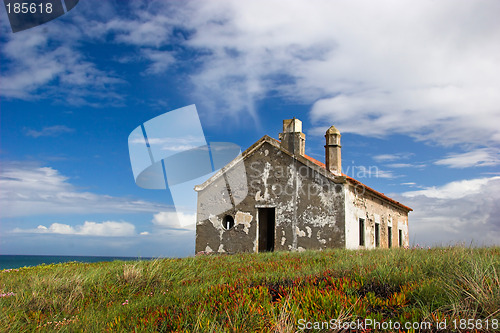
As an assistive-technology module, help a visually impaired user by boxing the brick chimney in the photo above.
[325,125,341,175]
[279,118,305,156]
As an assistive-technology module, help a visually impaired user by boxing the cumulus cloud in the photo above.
[141,49,176,74]
[73,2,183,79]
[152,211,196,231]
[177,0,500,146]
[402,177,500,200]
[4,1,499,146]
[14,221,137,237]
[93,5,178,48]
[0,18,124,105]
[0,162,170,217]
[434,148,500,168]
[395,176,500,246]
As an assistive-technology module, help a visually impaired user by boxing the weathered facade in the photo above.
[195,119,411,254]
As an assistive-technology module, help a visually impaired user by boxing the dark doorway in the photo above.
[258,208,275,252]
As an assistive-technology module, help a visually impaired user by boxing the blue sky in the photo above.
[1,0,499,257]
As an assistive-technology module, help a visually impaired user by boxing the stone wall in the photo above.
[195,140,346,253]
[344,183,409,249]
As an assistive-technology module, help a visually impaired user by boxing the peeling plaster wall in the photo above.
[344,183,409,249]
[196,141,345,254]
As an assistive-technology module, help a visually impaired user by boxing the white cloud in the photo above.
[372,154,424,169]
[71,2,180,78]
[98,8,177,48]
[402,177,500,200]
[373,153,413,162]
[373,154,401,162]
[375,170,399,179]
[116,49,177,75]
[129,135,205,152]
[434,148,500,168]
[3,222,195,257]
[142,49,176,74]
[24,125,74,138]
[152,211,196,230]
[343,165,399,179]
[3,0,499,145]
[79,221,136,236]
[0,162,170,217]
[0,19,124,105]
[387,163,426,169]
[13,221,136,237]
[5,1,498,146]
[174,0,500,146]
[395,176,500,246]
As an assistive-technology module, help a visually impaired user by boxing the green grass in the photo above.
[1,246,499,332]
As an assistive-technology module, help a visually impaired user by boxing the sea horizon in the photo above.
[0,254,156,270]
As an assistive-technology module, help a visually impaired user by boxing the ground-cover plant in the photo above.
[0,246,498,332]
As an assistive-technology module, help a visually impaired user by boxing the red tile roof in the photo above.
[303,154,412,212]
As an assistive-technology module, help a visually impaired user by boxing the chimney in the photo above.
[325,125,341,175]
[279,118,305,156]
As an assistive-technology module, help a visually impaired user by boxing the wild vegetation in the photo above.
[1,246,499,332]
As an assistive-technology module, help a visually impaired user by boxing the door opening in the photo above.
[258,208,275,252]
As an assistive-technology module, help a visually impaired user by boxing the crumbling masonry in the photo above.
[195,118,411,253]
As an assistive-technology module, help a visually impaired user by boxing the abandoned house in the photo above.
[195,118,412,254]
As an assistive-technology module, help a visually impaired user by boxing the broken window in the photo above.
[222,215,235,230]
[359,218,365,246]
[399,229,403,247]
[375,223,380,247]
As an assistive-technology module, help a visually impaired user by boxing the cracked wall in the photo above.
[344,184,409,249]
[195,141,346,254]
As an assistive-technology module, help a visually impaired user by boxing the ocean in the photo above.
[0,255,151,270]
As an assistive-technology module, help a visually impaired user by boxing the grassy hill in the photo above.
[1,246,499,332]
